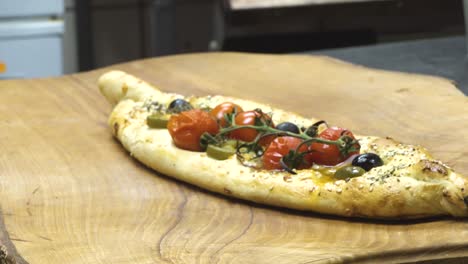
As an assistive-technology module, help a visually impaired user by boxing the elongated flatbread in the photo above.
[98,70,468,219]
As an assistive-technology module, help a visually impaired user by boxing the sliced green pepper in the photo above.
[207,144,236,160]
[334,166,365,180]
[223,139,238,149]
[147,114,170,128]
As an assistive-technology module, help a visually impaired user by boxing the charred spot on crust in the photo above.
[223,188,232,195]
[421,160,448,175]
[113,122,120,136]
[442,189,450,197]
[122,83,128,95]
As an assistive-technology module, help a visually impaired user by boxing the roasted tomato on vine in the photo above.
[167,109,219,151]
[209,102,244,127]
[229,110,274,143]
[263,136,310,171]
[305,126,360,166]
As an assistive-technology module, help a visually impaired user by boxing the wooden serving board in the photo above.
[1,53,467,264]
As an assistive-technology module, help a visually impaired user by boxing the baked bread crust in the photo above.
[99,70,468,219]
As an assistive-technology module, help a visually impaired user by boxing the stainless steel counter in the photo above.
[312,36,468,95]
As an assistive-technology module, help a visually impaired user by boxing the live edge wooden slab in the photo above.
[1,53,467,264]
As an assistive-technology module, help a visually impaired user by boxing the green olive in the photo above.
[207,144,236,160]
[147,114,169,128]
[334,166,365,180]
[223,139,238,149]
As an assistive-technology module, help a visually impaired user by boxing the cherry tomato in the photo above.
[167,109,219,151]
[229,110,274,143]
[262,136,309,170]
[209,102,244,127]
[305,127,360,166]
[258,134,276,147]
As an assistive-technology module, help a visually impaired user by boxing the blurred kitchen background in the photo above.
[0,0,466,78]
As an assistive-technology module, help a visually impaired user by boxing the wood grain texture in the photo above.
[0,52,467,263]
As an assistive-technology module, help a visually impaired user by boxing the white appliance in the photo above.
[0,0,64,79]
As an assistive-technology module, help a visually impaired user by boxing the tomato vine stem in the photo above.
[217,124,350,149]
[200,111,360,173]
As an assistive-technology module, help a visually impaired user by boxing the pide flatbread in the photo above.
[98,70,468,219]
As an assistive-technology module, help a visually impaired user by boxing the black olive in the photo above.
[352,153,384,171]
[167,99,193,113]
[276,122,300,134]
[303,120,327,137]
[304,126,318,137]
